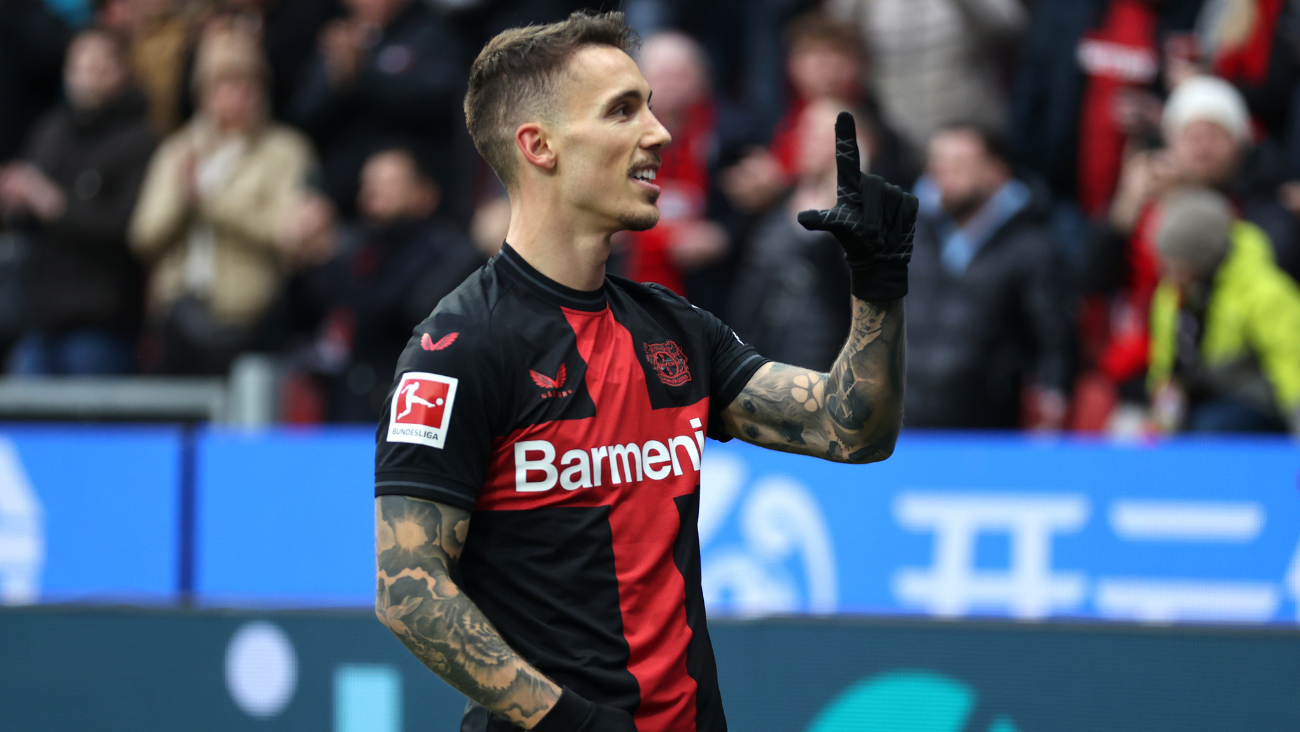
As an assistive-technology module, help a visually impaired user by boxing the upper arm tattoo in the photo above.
[724,298,905,462]
[375,496,559,726]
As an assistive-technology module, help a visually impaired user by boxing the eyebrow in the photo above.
[607,89,652,108]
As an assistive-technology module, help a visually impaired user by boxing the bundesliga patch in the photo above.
[388,372,459,449]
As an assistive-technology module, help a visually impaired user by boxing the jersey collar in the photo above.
[496,243,608,312]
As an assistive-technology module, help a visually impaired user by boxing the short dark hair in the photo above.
[939,121,1014,168]
[464,11,639,188]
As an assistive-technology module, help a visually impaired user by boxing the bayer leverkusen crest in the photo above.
[643,340,691,386]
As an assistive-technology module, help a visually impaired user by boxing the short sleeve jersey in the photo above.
[375,245,767,732]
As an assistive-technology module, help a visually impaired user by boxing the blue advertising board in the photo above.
[700,434,1300,622]
[0,426,180,603]
[191,430,1300,623]
[6,423,1300,624]
[195,427,376,606]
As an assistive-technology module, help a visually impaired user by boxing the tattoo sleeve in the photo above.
[723,297,905,463]
[375,495,560,728]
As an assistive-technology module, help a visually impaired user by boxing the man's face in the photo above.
[1169,119,1242,188]
[547,45,672,233]
[927,129,1007,221]
[359,151,435,223]
[787,42,860,102]
[638,35,706,128]
[65,35,128,111]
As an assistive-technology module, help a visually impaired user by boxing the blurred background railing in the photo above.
[0,351,280,425]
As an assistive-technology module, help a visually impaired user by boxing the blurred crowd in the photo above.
[1,0,1298,436]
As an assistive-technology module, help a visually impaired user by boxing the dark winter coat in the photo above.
[20,89,157,333]
[905,182,1074,429]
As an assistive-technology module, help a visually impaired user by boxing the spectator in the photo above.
[623,0,820,131]
[720,13,908,217]
[728,99,857,371]
[200,0,346,118]
[829,0,1026,158]
[287,148,483,421]
[286,0,472,219]
[621,31,728,296]
[1148,187,1300,434]
[1086,74,1297,414]
[1161,75,1297,278]
[129,26,314,375]
[0,0,70,163]
[103,0,200,134]
[905,123,1072,430]
[1195,0,1297,144]
[1011,0,1203,217]
[0,29,156,375]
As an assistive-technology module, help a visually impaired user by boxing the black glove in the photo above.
[531,687,637,732]
[796,111,918,302]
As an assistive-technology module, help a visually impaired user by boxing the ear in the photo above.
[515,122,557,173]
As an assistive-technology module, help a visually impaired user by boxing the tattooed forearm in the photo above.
[375,496,560,728]
[726,297,904,463]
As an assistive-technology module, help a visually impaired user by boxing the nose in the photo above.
[643,107,672,150]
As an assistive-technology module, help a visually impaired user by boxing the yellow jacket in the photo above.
[130,117,313,327]
[1149,221,1300,428]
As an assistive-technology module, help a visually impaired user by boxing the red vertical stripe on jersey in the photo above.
[474,305,706,732]
[565,306,698,732]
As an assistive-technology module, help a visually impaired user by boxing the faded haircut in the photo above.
[464,11,639,188]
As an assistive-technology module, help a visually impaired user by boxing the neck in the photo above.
[504,187,612,292]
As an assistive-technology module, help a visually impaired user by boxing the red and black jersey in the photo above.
[375,244,767,732]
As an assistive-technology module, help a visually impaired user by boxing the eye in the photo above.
[610,104,629,118]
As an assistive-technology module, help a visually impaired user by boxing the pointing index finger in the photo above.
[833,111,861,191]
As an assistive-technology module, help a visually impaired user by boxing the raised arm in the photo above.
[722,297,904,463]
[375,495,560,727]
[723,112,914,464]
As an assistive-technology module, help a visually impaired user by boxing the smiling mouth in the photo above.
[630,168,658,184]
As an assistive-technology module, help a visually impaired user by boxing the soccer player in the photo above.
[374,12,914,732]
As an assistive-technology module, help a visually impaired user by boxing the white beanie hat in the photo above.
[1163,75,1251,144]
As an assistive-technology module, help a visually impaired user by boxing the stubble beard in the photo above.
[619,204,660,232]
